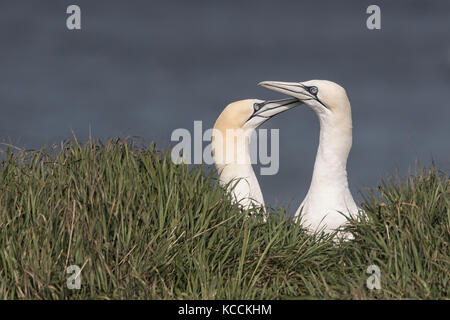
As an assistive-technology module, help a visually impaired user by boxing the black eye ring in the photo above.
[253,103,261,112]
[309,86,318,95]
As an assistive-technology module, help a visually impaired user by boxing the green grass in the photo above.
[0,139,448,299]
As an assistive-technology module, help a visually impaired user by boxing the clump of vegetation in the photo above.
[0,139,448,299]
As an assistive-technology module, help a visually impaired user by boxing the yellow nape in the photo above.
[212,99,258,166]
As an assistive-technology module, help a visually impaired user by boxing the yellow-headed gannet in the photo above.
[212,98,301,210]
[259,80,360,234]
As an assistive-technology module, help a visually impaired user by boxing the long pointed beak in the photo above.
[258,81,311,101]
[253,97,302,119]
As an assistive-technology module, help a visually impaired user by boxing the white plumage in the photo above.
[259,80,360,234]
[211,80,361,237]
[212,98,300,210]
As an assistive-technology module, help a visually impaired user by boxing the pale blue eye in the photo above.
[309,86,318,95]
[254,103,261,111]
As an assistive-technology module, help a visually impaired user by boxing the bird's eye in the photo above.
[253,103,261,112]
[309,86,318,95]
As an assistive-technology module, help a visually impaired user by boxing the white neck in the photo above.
[311,116,352,189]
[212,128,265,209]
[296,112,358,232]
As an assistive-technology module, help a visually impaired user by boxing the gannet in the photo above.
[259,80,360,234]
[212,98,301,210]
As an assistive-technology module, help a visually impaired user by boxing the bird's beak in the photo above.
[258,81,311,101]
[252,97,302,119]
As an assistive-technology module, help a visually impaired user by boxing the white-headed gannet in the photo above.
[259,80,360,234]
[212,98,301,210]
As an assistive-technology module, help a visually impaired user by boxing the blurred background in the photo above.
[0,0,449,212]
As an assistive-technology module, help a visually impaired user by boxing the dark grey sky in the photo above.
[1,0,449,211]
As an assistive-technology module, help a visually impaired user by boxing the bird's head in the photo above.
[212,98,301,167]
[258,80,351,124]
[214,98,302,133]
[259,79,353,162]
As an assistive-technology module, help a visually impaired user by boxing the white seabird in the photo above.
[259,80,360,234]
[212,98,301,210]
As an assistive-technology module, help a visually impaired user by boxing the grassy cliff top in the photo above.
[0,139,448,299]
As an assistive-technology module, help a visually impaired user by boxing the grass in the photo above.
[0,138,448,299]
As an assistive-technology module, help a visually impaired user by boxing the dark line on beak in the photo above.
[266,84,306,96]
[254,100,299,116]
[246,100,299,123]
[266,83,329,110]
